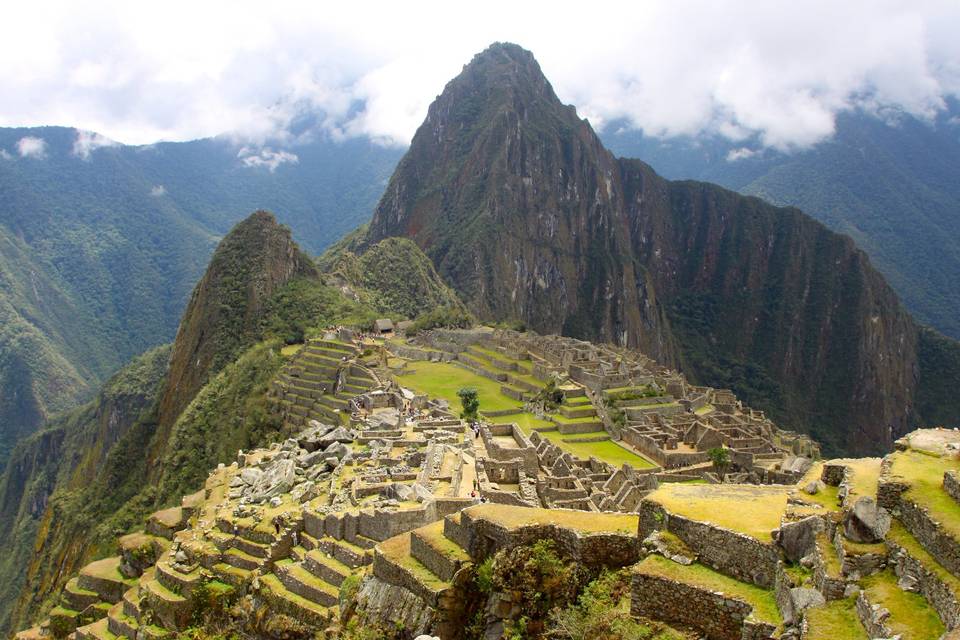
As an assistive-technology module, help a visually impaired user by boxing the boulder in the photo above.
[298,449,327,469]
[297,423,336,451]
[803,480,825,495]
[843,496,891,543]
[318,426,355,447]
[247,459,296,502]
[779,516,823,563]
[324,442,351,460]
[240,467,264,486]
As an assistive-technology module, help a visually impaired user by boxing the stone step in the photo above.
[62,578,100,612]
[121,587,141,621]
[73,618,115,640]
[210,563,252,588]
[145,507,186,541]
[106,603,137,640]
[118,533,170,577]
[409,522,470,583]
[275,560,339,607]
[154,561,204,596]
[78,558,136,604]
[303,550,351,587]
[301,531,319,551]
[140,579,191,631]
[258,574,332,629]
[373,533,452,605]
[318,537,371,569]
[317,395,349,411]
[352,534,378,550]
[222,547,261,571]
[48,606,83,638]
[559,404,597,419]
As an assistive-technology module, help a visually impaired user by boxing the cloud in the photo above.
[237,146,298,172]
[16,136,46,158]
[0,1,957,152]
[726,147,758,162]
[149,184,166,196]
[72,129,118,159]
[0,149,11,160]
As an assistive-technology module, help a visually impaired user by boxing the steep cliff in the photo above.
[0,346,169,634]
[367,42,955,454]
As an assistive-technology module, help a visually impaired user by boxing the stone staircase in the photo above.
[272,339,380,429]
[20,512,175,640]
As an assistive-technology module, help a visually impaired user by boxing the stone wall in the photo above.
[630,571,777,640]
[945,470,960,505]
[638,502,779,588]
[459,508,640,569]
[887,536,960,629]
[898,497,960,578]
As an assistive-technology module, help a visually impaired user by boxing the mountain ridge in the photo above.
[366,41,958,454]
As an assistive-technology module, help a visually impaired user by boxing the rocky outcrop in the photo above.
[366,41,957,455]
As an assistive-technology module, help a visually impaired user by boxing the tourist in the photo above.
[273,518,281,535]
[292,530,299,547]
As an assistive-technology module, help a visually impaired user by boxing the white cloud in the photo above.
[0,149,11,160]
[237,146,298,172]
[149,184,166,196]
[16,136,46,158]
[72,129,118,159]
[0,1,957,151]
[726,147,758,162]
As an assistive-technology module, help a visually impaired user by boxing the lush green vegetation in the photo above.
[320,237,466,321]
[458,387,480,421]
[0,125,400,468]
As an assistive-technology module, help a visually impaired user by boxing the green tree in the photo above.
[458,387,480,421]
[707,447,730,479]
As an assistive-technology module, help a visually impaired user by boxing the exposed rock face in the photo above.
[367,43,675,364]
[366,42,955,454]
[843,496,891,543]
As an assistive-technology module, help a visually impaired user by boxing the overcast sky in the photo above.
[1,0,958,151]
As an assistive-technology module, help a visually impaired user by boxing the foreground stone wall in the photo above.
[459,508,640,569]
[630,571,776,640]
[887,537,960,629]
[638,502,779,588]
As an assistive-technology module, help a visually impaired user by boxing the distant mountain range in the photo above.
[0,127,401,462]
[602,102,960,340]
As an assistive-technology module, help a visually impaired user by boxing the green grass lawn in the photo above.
[534,428,656,468]
[645,484,788,540]
[636,555,781,625]
[861,570,945,639]
[398,361,523,413]
[890,449,960,539]
[803,599,868,640]
[488,412,555,431]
